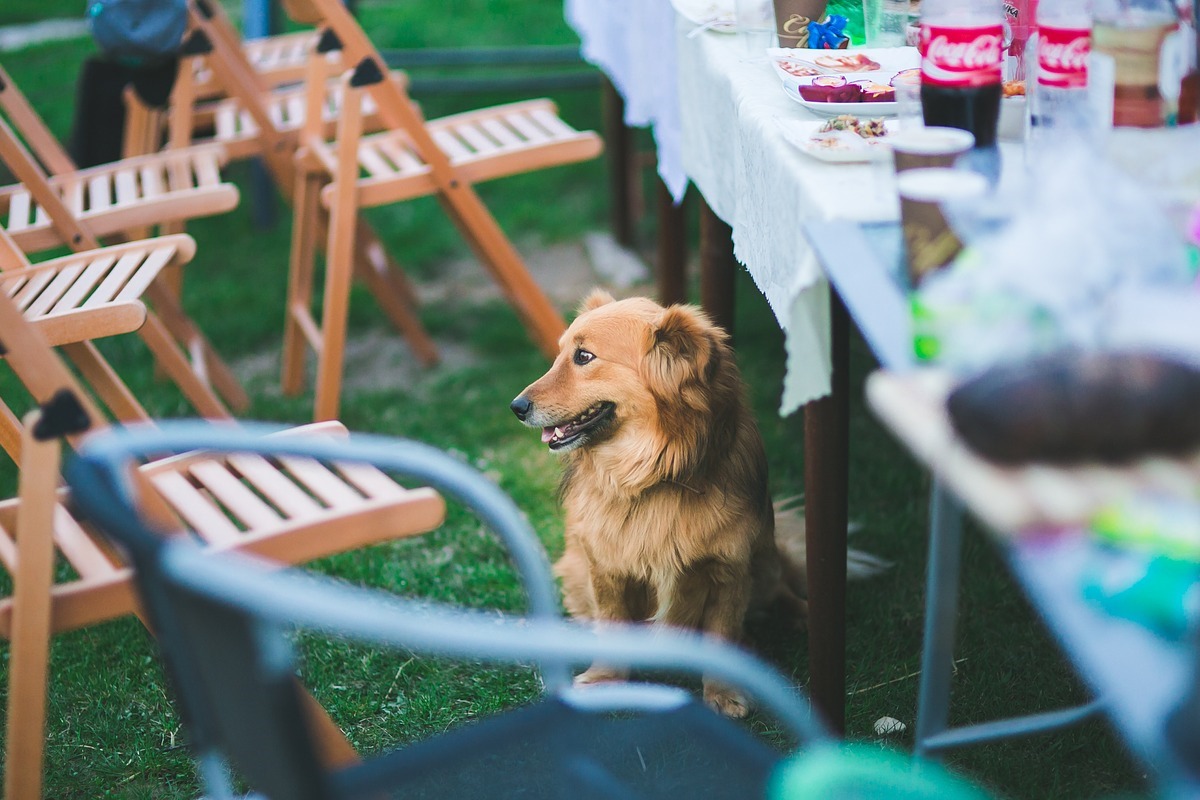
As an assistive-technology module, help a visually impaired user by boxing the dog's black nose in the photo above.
[510,396,533,421]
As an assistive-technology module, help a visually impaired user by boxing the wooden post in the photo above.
[803,290,850,734]
[601,77,636,249]
[698,196,736,334]
[655,179,687,306]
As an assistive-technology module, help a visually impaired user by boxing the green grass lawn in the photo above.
[0,3,1150,798]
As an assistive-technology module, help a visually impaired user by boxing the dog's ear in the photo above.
[578,289,615,315]
[646,304,715,388]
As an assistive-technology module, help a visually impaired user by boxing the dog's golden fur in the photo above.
[512,290,807,716]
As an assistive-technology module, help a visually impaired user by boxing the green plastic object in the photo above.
[768,743,992,800]
[1092,497,1200,563]
[1082,555,1200,640]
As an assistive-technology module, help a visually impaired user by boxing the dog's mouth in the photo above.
[541,402,615,450]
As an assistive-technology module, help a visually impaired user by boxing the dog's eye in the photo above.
[573,348,595,366]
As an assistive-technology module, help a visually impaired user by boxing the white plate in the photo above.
[670,0,736,33]
[788,94,901,117]
[776,118,898,163]
[770,46,919,119]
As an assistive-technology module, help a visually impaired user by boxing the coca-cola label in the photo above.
[1037,25,1090,88]
[919,24,1005,87]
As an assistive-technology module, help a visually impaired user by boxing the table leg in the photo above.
[803,290,850,734]
[914,481,964,758]
[656,179,687,306]
[601,77,637,249]
[698,197,736,334]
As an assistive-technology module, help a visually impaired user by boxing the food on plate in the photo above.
[945,351,1200,464]
[860,82,896,102]
[795,66,915,104]
[1003,80,1026,97]
[814,52,881,72]
[818,115,888,137]
[798,79,863,103]
[776,59,824,77]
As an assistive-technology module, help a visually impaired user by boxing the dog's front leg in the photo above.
[659,560,753,718]
[574,571,651,687]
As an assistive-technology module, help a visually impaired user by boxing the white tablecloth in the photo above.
[677,21,902,414]
[565,0,688,201]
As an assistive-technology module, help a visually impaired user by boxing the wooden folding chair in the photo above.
[279,0,602,420]
[0,227,202,456]
[0,65,250,417]
[0,284,447,800]
[116,3,440,390]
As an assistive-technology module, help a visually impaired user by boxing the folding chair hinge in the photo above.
[317,28,343,54]
[33,389,91,441]
[350,57,385,88]
[193,0,215,19]
[181,29,214,57]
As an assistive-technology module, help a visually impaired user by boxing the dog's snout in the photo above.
[510,395,533,421]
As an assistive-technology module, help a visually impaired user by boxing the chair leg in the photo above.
[144,282,250,414]
[60,342,150,424]
[4,417,62,800]
[136,308,232,419]
[915,480,965,759]
[351,219,439,368]
[313,205,356,422]
[282,172,324,397]
[441,190,565,359]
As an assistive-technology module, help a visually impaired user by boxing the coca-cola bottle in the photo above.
[919,0,1006,147]
[1028,0,1093,140]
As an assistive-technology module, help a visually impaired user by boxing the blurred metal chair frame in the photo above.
[66,419,830,800]
[0,285,447,800]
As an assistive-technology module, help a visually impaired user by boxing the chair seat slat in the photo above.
[151,471,241,545]
[51,506,121,579]
[454,123,501,155]
[226,453,324,518]
[7,191,32,230]
[114,246,175,302]
[12,269,57,311]
[113,169,140,207]
[83,250,146,307]
[49,256,116,313]
[278,456,363,508]
[24,263,86,317]
[188,461,284,532]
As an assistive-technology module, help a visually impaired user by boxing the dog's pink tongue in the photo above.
[541,427,555,443]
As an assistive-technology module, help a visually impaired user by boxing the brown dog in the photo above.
[510,290,810,716]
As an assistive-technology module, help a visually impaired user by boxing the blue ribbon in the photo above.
[808,14,849,49]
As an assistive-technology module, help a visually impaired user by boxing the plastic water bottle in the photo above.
[1028,0,1094,140]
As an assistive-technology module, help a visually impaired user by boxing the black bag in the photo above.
[86,0,188,64]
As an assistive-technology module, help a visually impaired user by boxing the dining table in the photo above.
[810,211,1200,795]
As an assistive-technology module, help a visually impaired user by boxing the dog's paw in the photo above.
[703,683,750,718]
[574,665,629,686]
